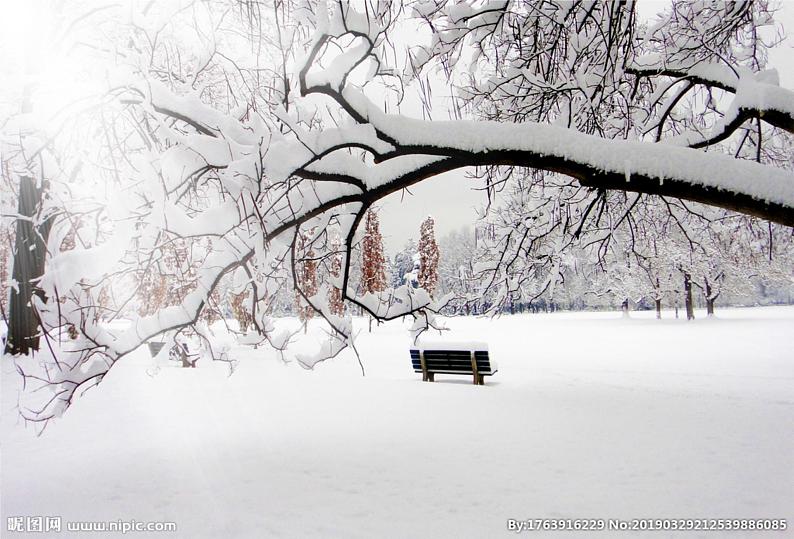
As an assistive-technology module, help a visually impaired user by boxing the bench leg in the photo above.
[478,374,484,385]
[428,372,434,382]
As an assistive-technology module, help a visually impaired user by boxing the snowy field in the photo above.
[2,306,793,538]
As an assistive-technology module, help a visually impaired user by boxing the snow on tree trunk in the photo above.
[418,216,439,297]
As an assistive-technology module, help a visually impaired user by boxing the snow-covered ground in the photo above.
[2,306,793,538]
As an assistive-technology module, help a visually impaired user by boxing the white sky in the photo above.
[378,0,794,256]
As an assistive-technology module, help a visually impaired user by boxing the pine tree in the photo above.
[361,209,386,295]
[418,215,439,296]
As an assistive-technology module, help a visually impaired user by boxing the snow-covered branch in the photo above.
[7,0,794,424]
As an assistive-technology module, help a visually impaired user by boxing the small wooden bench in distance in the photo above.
[409,341,497,385]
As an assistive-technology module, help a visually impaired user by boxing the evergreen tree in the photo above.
[418,216,439,296]
[361,210,386,295]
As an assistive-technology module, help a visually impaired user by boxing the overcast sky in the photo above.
[377,1,794,256]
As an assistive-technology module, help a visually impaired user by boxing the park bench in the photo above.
[410,342,497,385]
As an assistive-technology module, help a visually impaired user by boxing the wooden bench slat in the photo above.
[410,350,489,357]
[411,357,492,363]
[412,353,489,356]
[412,368,495,373]
[411,359,492,364]
[410,356,492,362]
[411,363,494,372]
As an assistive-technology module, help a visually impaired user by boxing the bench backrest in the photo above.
[409,349,493,374]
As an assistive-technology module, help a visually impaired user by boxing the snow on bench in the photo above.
[409,340,497,385]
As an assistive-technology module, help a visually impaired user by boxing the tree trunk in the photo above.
[684,272,695,321]
[655,278,661,319]
[5,176,53,355]
[704,279,715,316]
